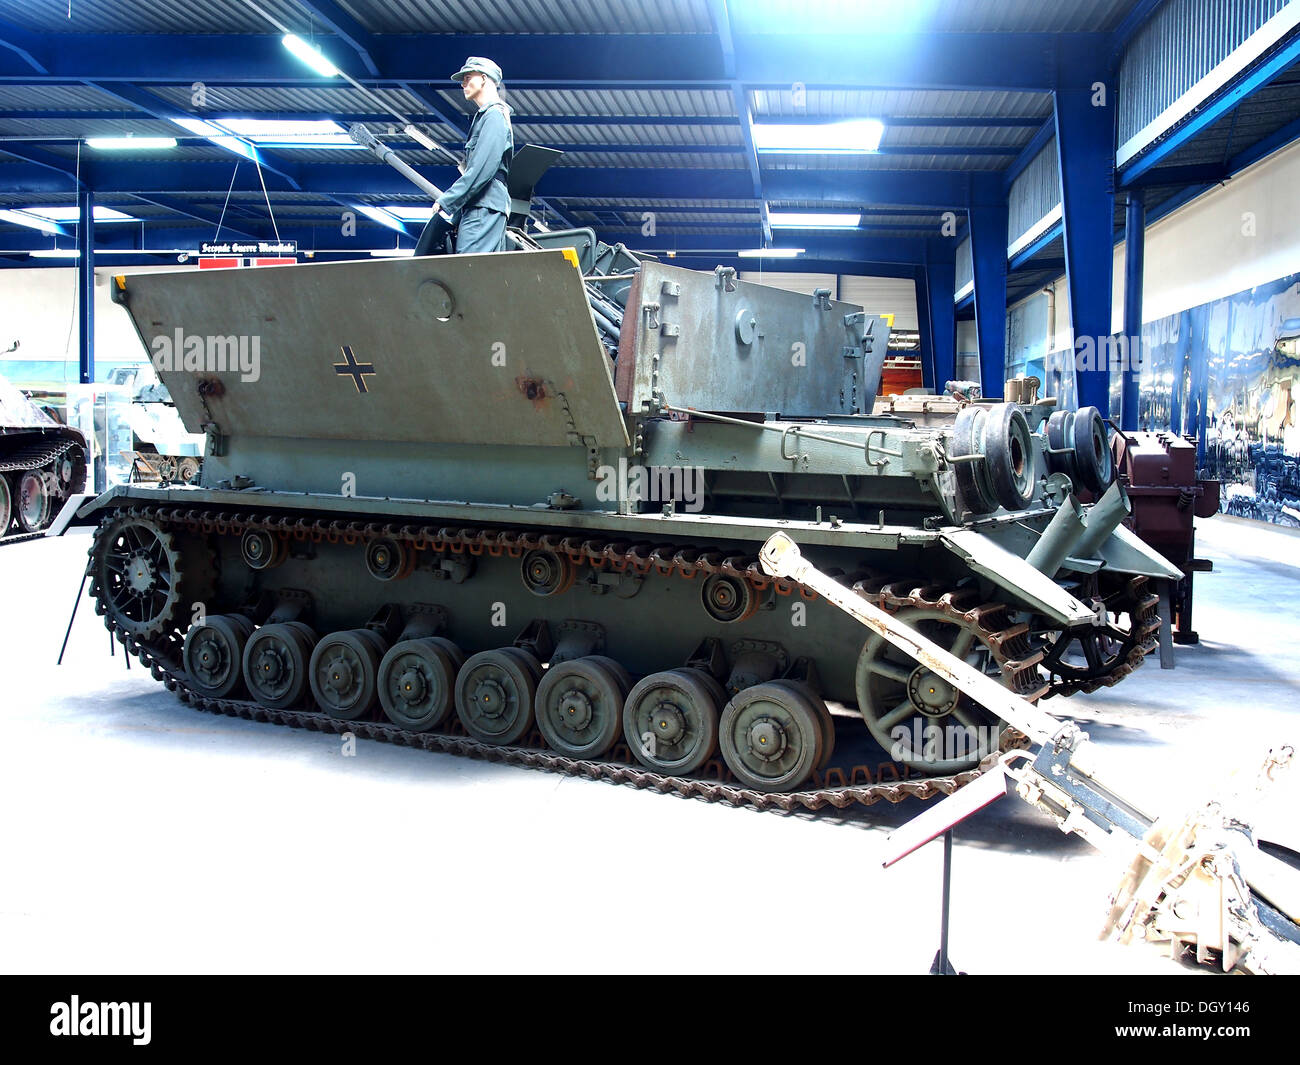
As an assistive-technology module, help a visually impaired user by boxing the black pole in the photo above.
[939,829,953,972]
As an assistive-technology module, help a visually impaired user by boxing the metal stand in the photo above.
[57,561,92,665]
[929,830,960,975]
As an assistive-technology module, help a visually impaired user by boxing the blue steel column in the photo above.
[1055,76,1116,413]
[1121,192,1145,430]
[925,258,957,390]
[77,187,95,384]
[968,173,1008,399]
[914,266,936,390]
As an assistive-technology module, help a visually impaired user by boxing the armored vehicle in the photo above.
[72,227,1182,801]
[0,377,86,536]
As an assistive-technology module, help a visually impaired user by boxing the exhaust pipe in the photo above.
[1027,494,1086,576]
[1074,480,1132,559]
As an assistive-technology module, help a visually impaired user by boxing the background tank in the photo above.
[0,377,87,535]
[72,242,1181,796]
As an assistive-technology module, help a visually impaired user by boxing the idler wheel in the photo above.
[520,549,575,597]
[240,529,285,571]
[535,657,625,758]
[622,669,719,776]
[984,402,1036,511]
[951,406,997,516]
[243,621,318,710]
[309,628,388,720]
[378,637,461,731]
[700,573,757,623]
[454,648,538,744]
[365,537,413,581]
[15,470,51,532]
[1070,405,1114,494]
[853,607,1006,775]
[183,614,255,697]
[718,682,823,793]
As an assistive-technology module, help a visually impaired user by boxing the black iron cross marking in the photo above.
[334,345,376,393]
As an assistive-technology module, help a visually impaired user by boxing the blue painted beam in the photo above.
[923,259,957,389]
[913,265,936,389]
[1,156,972,210]
[1007,219,1063,272]
[1225,111,1300,176]
[664,254,922,280]
[124,193,262,240]
[77,187,94,384]
[1119,162,1228,189]
[0,31,1100,90]
[0,140,81,181]
[1118,29,1300,185]
[290,1,381,76]
[968,172,1008,399]
[1055,72,1117,413]
[0,17,47,73]
[1121,192,1145,431]
[628,231,940,265]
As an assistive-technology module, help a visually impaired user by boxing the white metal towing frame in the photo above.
[759,532,1300,974]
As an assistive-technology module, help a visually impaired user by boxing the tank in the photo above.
[0,377,87,536]
[70,237,1183,804]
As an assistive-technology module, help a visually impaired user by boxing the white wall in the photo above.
[0,264,184,385]
[838,275,918,331]
[1114,136,1300,328]
[739,271,920,330]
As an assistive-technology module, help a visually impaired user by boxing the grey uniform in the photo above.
[439,100,513,254]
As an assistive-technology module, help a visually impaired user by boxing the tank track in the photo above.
[88,502,1049,814]
[0,435,79,474]
[0,531,46,548]
[1041,577,1161,698]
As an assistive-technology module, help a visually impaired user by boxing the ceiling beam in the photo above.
[0,31,1095,91]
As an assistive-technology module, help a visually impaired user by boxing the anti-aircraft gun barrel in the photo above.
[348,124,455,224]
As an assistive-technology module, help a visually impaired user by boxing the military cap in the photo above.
[450,57,503,85]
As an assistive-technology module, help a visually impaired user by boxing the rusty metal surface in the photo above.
[114,251,629,449]
[87,501,1042,815]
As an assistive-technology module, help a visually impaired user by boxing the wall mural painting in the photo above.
[1128,273,1300,528]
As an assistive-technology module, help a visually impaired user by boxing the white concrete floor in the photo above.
[1,515,1296,975]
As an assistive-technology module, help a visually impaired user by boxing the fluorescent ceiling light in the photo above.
[769,211,861,229]
[85,136,177,150]
[753,119,884,154]
[403,125,442,152]
[24,206,137,223]
[30,248,80,257]
[282,34,341,78]
[171,118,259,161]
[213,118,359,149]
[369,247,414,257]
[0,208,64,235]
[376,204,434,222]
[737,247,804,258]
[355,204,407,233]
